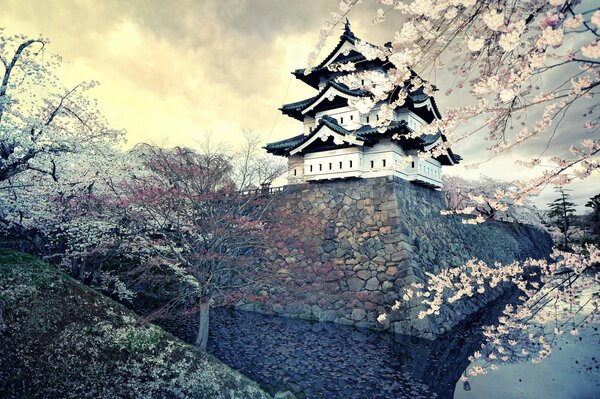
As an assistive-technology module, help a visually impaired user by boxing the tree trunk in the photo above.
[561,191,569,247]
[195,301,210,350]
[78,258,86,283]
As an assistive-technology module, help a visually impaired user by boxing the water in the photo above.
[202,302,600,399]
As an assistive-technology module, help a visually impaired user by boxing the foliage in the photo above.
[0,28,124,230]
[586,193,600,219]
[0,27,136,298]
[584,193,600,239]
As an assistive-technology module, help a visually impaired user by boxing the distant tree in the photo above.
[547,187,577,247]
[586,193,600,220]
[584,193,600,240]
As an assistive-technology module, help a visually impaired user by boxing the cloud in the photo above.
[2,0,596,209]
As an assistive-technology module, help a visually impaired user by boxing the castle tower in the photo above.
[265,20,461,188]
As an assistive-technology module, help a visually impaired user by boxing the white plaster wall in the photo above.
[291,138,443,187]
[394,109,427,130]
[406,157,442,187]
[288,155,305,184]
[304,147,363,181]
[315,106,362,131]
[303,116,316,135]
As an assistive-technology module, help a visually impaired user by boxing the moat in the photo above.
[195,301,600,399]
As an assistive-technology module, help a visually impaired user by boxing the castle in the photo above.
[253,21,551,337]
[265,20,461,189]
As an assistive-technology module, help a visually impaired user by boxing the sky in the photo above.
[2,0,598,211]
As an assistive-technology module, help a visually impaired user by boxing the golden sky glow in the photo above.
[3,0,597,208]
[4,0,344,147]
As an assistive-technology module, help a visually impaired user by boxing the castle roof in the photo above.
[292,20,384,89]
[280,81,370,121]
[265,115,459,164]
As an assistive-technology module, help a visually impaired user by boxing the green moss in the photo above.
[0,249,70,290]
[0,249,271,399]
[115,325,163,353]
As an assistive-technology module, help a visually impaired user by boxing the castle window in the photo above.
[319,164,322,171]
[411,162,415,168]
[340,117,344,124]
[329,163,332,170]
[310,165,313,172]
[366,116,369,123]
[350,115,354,121]
[339,161,343,169]
[376,115,379,121]
[361,79,364,85]
[382,159,386,167]
[349,160,353,168]
[309,127,313,132]
[370,160,374,168]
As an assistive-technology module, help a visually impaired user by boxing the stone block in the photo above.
[337,317,353,326]
[372,255,386,265]
[379,226,392,235]
[383,233,402,244]
[356,270,371,280]
[381,280,394,291]
[351,308,366,321]
[380,200,396,211]
[391,250,409,262]
[347,277,364,291]
[365,277,379,291]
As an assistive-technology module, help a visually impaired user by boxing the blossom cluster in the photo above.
[319,0,599,208]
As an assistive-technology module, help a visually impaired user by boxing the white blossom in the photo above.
[467,37,485,52]
[581,41,600,59]
[483,10,504,31]
[591,10,600,28]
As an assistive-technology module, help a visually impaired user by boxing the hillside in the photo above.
[0,249,271,399]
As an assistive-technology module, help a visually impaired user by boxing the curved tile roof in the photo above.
[280,81,370,121]
[266,115,413,156]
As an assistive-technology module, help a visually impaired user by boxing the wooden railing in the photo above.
[238,185,287,197]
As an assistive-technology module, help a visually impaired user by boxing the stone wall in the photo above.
[239,176,552,338]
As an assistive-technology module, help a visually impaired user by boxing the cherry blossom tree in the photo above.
[442,175,544,226]
[313,0,599,201]
[312,0,600,382]
[0,28,141,304]
[0,28,125,249]
[121,142,307,350]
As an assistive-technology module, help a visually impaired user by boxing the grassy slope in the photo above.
[0,249,271,399]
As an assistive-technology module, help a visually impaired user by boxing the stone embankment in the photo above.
[239,177,552,337]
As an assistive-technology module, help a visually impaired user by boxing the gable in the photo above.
[290,126,364,155]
